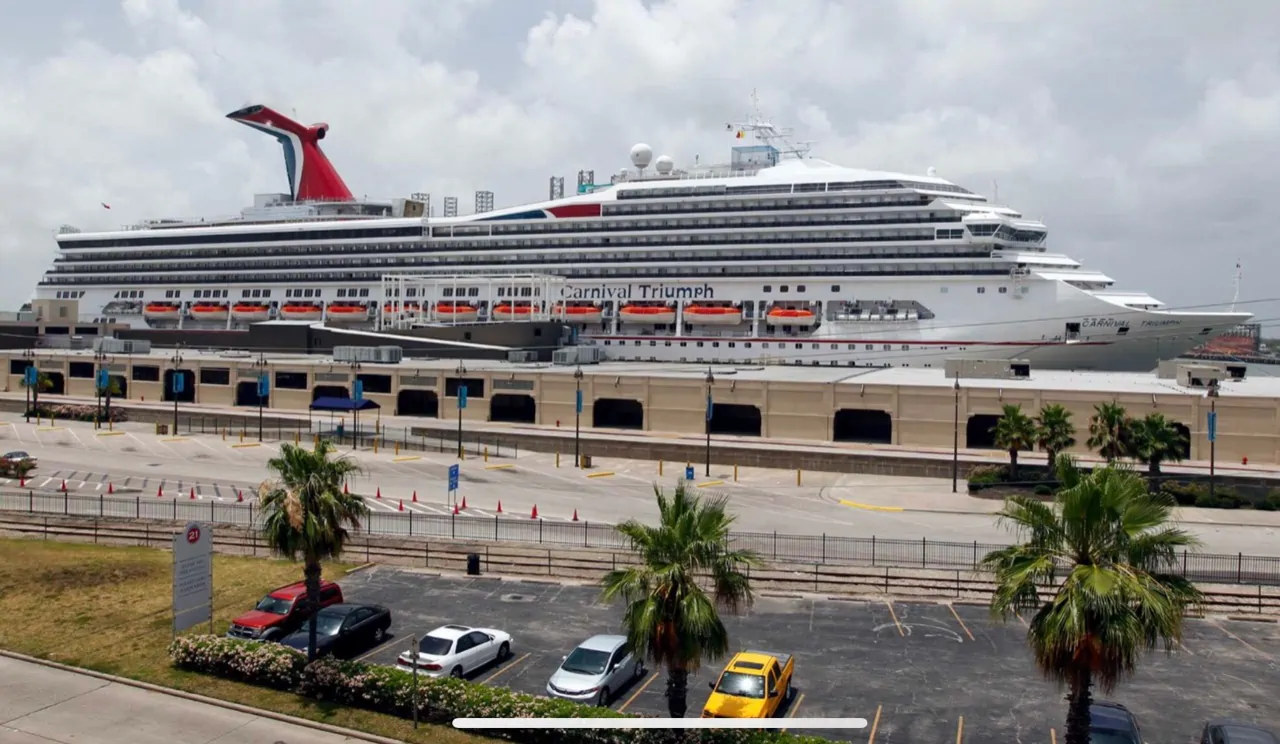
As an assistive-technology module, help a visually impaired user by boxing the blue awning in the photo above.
[310,396,381,412]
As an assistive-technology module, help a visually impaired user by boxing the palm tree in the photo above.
[1035,404,1076,473]
[991,403,1037,481]
[600,483,759,717]
[258,441,368,661]
[982,459,1203,744]
[1128,413,1188,477]
[21,369,53,416]
[1087,402,1131,463]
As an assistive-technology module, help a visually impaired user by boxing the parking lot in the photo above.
[338,568,1280,743]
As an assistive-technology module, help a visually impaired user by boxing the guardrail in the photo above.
[3,490,1279,587]
[2,513,1276,617]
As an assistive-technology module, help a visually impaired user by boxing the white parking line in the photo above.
[38,478,52,488]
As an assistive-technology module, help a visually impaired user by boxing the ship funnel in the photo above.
[226,105,353,202]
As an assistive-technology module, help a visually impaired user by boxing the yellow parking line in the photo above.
[885,600,904,637]
[585,471,615,479]
[956,715,964,743]
[867,705,882,743]
[481,652,530,684]
[781,691,805,731]
[1216,623,1272,661]
[838,499,905,513]
[1015,611,1029,627]
[392,455,421,462]
[96,431,125,437]
[617,670,658,712]
[230,442,261,448]
[353,637,400,662]
[1050,727,1057,744]
[947,604,975,641]
[37,427,65,432]
[696,480,725,488]
[161,437,189,443]
[484,464,515,470]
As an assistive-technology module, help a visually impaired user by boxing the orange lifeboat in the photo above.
[683,305,743,325]
[280,304,324,321]
[492,303,535,321]
[381,302,421,314]
[552,303,603,324]
[327,304,370,322]
[435,302,479,322]
[619,304,676,325]
[766,306,818,328]
[143,303,181,320]
[231,304,271,322]
[189,303,229,321]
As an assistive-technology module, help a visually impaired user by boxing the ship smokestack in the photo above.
[225,104,355,202]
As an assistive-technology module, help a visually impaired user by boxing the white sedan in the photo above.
[396,624,512,678]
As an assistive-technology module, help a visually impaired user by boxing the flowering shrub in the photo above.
[174,637,832,744]
[168,635,304,690]
[27,404,128,423]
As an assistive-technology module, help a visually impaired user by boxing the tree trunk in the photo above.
[1046,449,1057,475]
[665,665,689,718]
[1009,450,1019,482]
[303,558,323,662]
[1149,459,1160,477]
[1063,667,1094,744]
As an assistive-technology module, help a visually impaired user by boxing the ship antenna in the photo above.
[725,89,813,160]
[1230,260,1243,312]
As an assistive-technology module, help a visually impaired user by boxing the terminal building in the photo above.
[4,343,1277,466]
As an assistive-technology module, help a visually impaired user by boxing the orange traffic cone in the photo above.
[237,489,244,503]
[60,480,67,492]
[452,503,460,515]
[107,482,114,494]
[375,487,382,499]
[412,490,418,503]
[157,485,164,498]
[343,482,349,494]
[572,509,579,522]
[19,475,25,488]
[398,500,404,512]
[189,487,196,500]
[496,500,502,513]
[461,495,468,510]
[530,504,539,519]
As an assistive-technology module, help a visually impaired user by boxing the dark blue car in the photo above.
[1201,719,1279,744]
[280,603,392,659]
[1089,701,1144,744]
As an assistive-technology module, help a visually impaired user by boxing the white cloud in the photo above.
[1,0,1279,323]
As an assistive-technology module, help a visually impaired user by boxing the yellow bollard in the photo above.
[394,441,400,456]
[109,419,114,432]
[222,428,227,441]
[484,446,489,462]
[658,460,664,476]
[733,464,739,482]
[294,431,300,445]
[796,469,802,486]
[555,451,561,468]
[373,439,379,454]
[239,430,245,443]
[460,447,465,461]
[314,434,320,447]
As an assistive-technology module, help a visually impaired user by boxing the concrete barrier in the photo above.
[2,513,1275,617]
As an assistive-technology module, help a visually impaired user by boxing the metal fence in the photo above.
[4,490,1279,587]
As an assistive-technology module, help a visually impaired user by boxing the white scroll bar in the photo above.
[453,718,869,729]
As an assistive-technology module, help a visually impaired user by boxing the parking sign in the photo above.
[448,463,460,492]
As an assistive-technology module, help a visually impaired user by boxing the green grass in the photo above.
[0,538,482,744]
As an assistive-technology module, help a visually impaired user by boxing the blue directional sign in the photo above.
[96,368,109,391]
[171,372,185,394]
[685,465,695,481]
[257,373,270,398]
[448,463,460,493]
[575,389,583,414]
[706,394,714,422]
[1207,410,1217,443]
[353,379,364,402]
[24,366,37,387]
[458,384,468,410]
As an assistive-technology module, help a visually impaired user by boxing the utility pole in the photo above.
[573,365,583,467]
[704,367,715,477]
[1207,379,1220,499]
[169,345,185,435]
[455,361,467,458]
[255,353,269,442]
[952,376,961,493]
[21,348,35,423]
[94,350,112,429]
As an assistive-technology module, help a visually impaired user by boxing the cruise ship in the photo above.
[35,103,1250,371]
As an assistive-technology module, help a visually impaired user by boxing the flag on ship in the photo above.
[101,203,111,209]
[735,130,744,139]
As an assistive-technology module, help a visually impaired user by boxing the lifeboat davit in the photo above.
[683,305,743,325]
[143,303,181,320]
[766,307,819,328]
[231,304,271,322]
[327,305,370,322]
[619,305,676,325]
[280,304,324,321]
[435,303,479,322]
[492,303,535,321]
[552,303,603,324]
[188,303,229,322]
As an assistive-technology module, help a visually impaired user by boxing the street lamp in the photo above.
[169,346,184,436]
[21,348,35,423]
[94,350,112,430]
[1207,379,1220,499]
[456,361,467,459]
[952,376,961,493]
[254,353,268,442]
[704,367,715,477]
[573,365,584,468]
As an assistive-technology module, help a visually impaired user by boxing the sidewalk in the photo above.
[0,654,392,744]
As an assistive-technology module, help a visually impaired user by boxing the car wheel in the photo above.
[372,627,385,643]
[633,660,644,678]
[451,666,464,679]
[498,642,510,660]
[598,687,611,706]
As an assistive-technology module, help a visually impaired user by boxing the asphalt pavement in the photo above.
[2,413,1279,556]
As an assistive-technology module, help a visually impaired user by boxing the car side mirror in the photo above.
[561,655,567,661]
[770,690,780,698]
[708,681,715,690]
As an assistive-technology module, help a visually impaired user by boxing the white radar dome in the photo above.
[926,166,937,177]
[629,143,654,169]
[655,155,674,174]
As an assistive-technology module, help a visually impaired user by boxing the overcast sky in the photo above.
[2,0,1278,324]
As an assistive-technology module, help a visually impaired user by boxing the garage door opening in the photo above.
[966,414,1000,449]
[234,381,269,407]
[592,398,644,430]
[832,409,892,444]
[398,389,439,418]
[490,393,536,424]
[42,372,66,395]
[710,404,762,437]
[312,385,349,401]
[162,369,196,403]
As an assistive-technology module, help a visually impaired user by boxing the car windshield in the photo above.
[714,671,765,698]
[1089,729,1139,744]
[254,596,293,615]
[4,452,28,459]
[313,612,344,636]
[418,635,454,656]
[1222,728,1279,744]
[561,647,611,675]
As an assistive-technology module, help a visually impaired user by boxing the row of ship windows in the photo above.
[45,264,1016,287]
[50,246,997,275]
[57,212,973,261]
[612,179,975,199]
[599,193,935,218]
[53,291,86,299]
[605,339,924,351]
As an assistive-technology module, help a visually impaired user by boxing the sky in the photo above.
[1,0,1279,324]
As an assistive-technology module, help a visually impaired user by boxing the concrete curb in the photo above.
[0,649,408,744]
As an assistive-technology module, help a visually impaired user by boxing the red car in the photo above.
[226,581,344,641]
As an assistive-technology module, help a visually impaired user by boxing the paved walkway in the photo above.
[0,655,378,744]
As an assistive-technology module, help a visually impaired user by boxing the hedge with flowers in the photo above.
[169,635,835,744]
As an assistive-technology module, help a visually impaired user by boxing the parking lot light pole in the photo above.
[94,350,111,429]
[573,365,583,467]
[456,361,467,458]
[255,353,268,442]
[952,376,960,493]
[169,346,184,435]
[408,634,419,729]
[21,348,35,423]
[1207,379,1219,499]
[705,367,715,477]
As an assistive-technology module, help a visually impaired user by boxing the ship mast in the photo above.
[725,89,813,160]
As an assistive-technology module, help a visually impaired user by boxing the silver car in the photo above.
[546,634,644,706]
